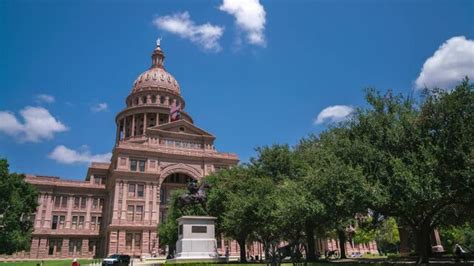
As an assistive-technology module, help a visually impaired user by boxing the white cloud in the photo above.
[91,102,108,112]
[0,106,68,142]
[415,36,474,90]
[153,12,224,52]
[49,145,112,165]
[314,105,354,125]
[34,94,55,104]
[219,0,266,46]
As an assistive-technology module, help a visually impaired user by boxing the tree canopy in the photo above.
[0,159,38,254]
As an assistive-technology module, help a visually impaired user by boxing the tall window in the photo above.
[72,216,78,229]
[128,184,136,197]
[139,160,145,172]
[52,216,59,230]
[135,205,143,221]
[74,197,80,209]
[54,196,61,208]
[59,216,65,229]
[78,216,85,229]
[126,233,133,250]
[130,160,137,171]
[137,184,144,197]
[127,205,134,221]
[80,197,87,209]
[61,196,68,208]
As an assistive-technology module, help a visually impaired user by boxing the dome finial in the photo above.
[151,37,165,68]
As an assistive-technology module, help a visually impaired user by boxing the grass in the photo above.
[0,259,96,266]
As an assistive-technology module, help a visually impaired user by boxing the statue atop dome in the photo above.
[156,37,161,47]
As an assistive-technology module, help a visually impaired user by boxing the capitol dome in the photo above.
[131,44,180,95]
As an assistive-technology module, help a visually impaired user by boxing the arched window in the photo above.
[135,98,139,105]
[142,96,147,104]
[160,96,165,104]
[151,95,157,103]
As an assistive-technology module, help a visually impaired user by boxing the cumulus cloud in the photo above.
[153,12,224,52]
[0,106,68,142]
[415,36,474,90]
[314,105,354,125]
[49,145,112,165]
[91,102,108,112]
[219,0,266,46]
[34,94,55,104]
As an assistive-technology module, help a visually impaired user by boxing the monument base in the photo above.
[167,216,224,264]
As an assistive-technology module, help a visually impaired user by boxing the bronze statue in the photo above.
[178,179,210,208]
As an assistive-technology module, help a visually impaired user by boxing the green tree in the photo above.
[0,159,38,254]
[304,130,369,258]
[345,79,474,262]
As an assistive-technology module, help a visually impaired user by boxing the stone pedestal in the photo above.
[170,216,225,263]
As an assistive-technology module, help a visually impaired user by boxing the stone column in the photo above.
[144,183,150,222]
[112,182,120,221]
[44,194,53,229]
[31,237,40,258]
[108,231,118,256]
[152,183,158,222]
[121,181,128,222]
[85,196,92,229]
[38,238,48,258]
[66,195,73,229]
[131,114,135,137]
[142,230,150,256]
[156,113,159,125]
[143,112,147,134]
[118,230,126,254]
[62,238,70,258]
[35,194,44,228]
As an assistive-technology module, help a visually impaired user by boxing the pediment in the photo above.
[147,120,215,139]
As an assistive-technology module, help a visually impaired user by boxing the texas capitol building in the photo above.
[11,43,240,259]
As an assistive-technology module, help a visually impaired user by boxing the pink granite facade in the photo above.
[6,43,239,259]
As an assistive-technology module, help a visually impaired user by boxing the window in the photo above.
[52,216,58,230]
[99,198,104,209]
[59,216,65,229]
[97,216,102,228]
[54,196,61,208]
[128,184,136,197]
[72,216,78,229]
[80,197,87,209]
[78,216,85,229]
[74,197,80,209]
[130,160,137,171]
[127,205,134,221]
[126,233,133,250]
[139,160,145,172]
[160,96,165,104]
[137,184,144,197]
[135,205,143,221]
[130,159,146,172]
[92,198,98,209]
[49,239,62,255]
[69,239,82,256]
[151,95,157,103]
[134,234,141,249]
[61,196,68,208]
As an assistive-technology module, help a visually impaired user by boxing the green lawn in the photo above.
[0,259,96,266]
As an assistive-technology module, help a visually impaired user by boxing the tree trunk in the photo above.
[414,222,432,264]
[337,229,347,259]
[305,223,316,261]
[237,237,247,263]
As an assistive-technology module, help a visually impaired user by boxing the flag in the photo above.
[171,101,181,121]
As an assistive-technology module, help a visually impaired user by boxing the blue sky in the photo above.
[1,0,473,180]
